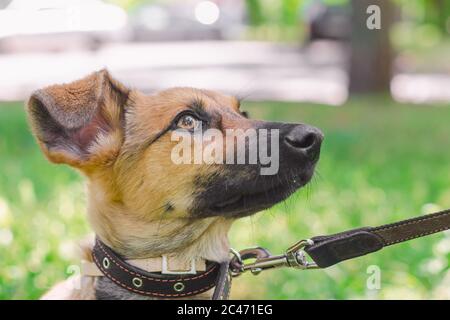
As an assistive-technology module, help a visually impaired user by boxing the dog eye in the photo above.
[177,114,201,131]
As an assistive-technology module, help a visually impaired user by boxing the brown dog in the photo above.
[27,70,323,299]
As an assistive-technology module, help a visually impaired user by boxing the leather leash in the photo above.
[91,209,449,299]
[230,208,450,274]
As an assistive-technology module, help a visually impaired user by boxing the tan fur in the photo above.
[27,70,245,299]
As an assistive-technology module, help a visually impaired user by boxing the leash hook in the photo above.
[230,239,319,277]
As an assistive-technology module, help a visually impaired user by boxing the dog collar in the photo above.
[91,238,231,299]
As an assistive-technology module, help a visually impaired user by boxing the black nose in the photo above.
[284,125,323,160]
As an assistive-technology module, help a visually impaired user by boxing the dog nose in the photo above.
[284,125,323,160]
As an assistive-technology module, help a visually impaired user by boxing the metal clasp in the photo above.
[230,239,318,277]
[161,255,197,275]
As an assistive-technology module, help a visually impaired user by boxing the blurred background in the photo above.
[0,0,449,299]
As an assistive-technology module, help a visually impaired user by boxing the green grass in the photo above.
[0,98,449,299]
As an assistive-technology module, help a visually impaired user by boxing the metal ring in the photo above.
[173,282,185,292]
[229,248,243,265]
[229,248,244,276]
[132,277,143,288]
[102,257,110,269]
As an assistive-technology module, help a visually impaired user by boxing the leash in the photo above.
[90,209,449,299]
[229,208,450,276]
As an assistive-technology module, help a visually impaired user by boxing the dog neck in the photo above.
[85,178,234,300]
[85,180,233,264]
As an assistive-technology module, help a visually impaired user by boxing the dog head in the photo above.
[27,70,322,257]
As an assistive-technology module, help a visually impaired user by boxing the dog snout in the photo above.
[284,125,323,161]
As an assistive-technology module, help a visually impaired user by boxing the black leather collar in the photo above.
[92,238,231,299]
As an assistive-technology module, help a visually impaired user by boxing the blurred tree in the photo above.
[349,0,394,94]
[281,0,302,26]
[245,0,264,26]
[245,0,305,27]
[423,0,450,34]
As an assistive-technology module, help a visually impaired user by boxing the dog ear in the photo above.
[27,69,130,169]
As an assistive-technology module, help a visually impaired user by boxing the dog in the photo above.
[26,69,323,299]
